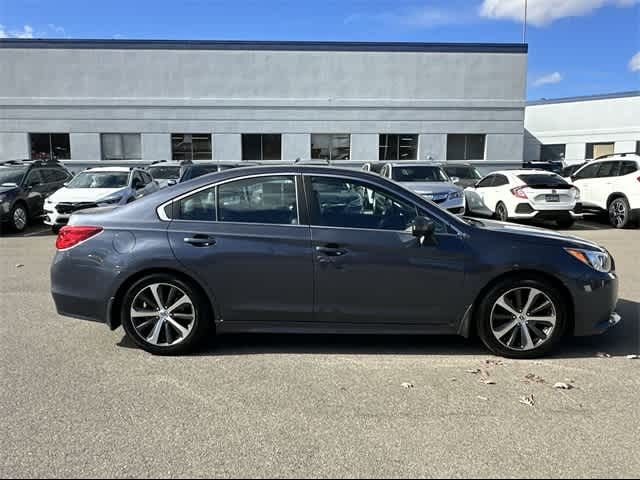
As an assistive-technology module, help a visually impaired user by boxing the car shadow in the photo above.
[117,298,638,358]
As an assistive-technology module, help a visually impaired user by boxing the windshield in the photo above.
[517,174,568,187]
[148,166,181,180]
[392,166,449,182]
[0,167,27,185]
[67,171,129,189]
[444,166,481,180]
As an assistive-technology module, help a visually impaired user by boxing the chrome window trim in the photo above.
[303,172,464,236]
[156,172,301,227]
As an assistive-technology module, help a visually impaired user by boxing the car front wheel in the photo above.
[121,274,212,355]
[476,278,567,358]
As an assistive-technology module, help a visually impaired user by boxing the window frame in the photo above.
[310,134,351,161]
[100,133,142,161]
[29,133,71,161]
[378,134,419,161]
[162,173,303,227]
[241,134,282,161]
[446,134,486,161]
[539,144,566,162]
[171,133,212,161]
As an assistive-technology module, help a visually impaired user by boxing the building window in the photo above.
[447,134,486,160]
[30,133,70,161]
[171,134,212,161]
[540,144,566,162]
[242,134,282,161]
[101,134,141,160]
[379,134,418,161]
[311,134,351,161]
[585,142,614,159]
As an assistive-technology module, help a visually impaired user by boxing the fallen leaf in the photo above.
[553,382,573,390]
[15,264,24,268]
[480,379,496,385]
[401,382,414,389]
[465,369,481,375]
[596,352,611,358]
[524,373,546,384]
[519,395,535,407]
[484,359,505,366]
[626,354,639,360]
[477,396,489,401]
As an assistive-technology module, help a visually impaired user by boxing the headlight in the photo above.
[565,248,612,272]
[572,187,581,200]
[448,191,462,200]
[98,195,124,205]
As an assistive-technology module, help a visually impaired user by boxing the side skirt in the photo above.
[216,321,458,336]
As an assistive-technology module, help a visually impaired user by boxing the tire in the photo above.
[556,216,575,229]
[608,196,632,229]
[494,202,509,222]
[51,225,62,234]
[9,202,28,232]
[121,273,212,355]
[476,277,568,359]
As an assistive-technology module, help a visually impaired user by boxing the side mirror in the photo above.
[167,179,177,186]
[412,216,436,243]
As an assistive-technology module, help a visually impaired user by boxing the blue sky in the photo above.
[1,0,638,99]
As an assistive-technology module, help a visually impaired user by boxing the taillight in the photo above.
[56,226,103,250]
[572,186,581,200]
[511,187,528,199]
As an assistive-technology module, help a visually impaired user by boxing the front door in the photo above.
[167,174,314,323]
[305,175,468,327]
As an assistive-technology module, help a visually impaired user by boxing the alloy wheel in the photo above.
[130,283,196,346]
[497,204,508,222]
[13,206,27,231]
[490,287,557,351]
[609,199,627,228]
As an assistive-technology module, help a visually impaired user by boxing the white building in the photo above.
[0,39,527,172]
[524,91,640,165]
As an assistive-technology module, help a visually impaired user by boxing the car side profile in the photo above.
[567,153,639,228]
[51,165,620,358]
[465,170,582,228]
[44,167,159,232]
[0,159,73,232]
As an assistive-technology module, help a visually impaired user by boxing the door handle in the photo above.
[184,234,216,247]
[315,245,348,257]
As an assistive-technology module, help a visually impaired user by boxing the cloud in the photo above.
[47,24,68,37]
[533,72,563,86]
[12,25,34,38]
[480,0,639,26]
[629,52,640,72]
[345,4,473,28]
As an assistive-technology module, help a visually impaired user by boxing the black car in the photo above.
[0,160,73,232]
[179,162,259,183]
[51,165,620,358]
[522,160,564,175]
[443,164,483,188]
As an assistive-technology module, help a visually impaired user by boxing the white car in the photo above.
[379,162,465,215]
[44,167,159,231]
[566,153,639,228]
[465,170,581,228]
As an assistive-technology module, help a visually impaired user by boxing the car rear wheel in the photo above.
[495,202,509,222]
[121,274,212,355]
[10,203,28,232]
[608,197,632,229]
[476,278,567,359]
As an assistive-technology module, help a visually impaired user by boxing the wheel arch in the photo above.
[108,267,216,330]
[606,192,627,208]
[468,269,575,337]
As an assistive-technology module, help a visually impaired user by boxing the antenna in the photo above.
[523,0,528,43]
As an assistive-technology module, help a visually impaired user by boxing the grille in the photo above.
[56,202,98,214]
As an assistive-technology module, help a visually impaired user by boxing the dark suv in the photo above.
[0,159,73,232]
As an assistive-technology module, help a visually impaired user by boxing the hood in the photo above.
[0,185,19,196]
[472,218,603,250]
[48,187,128,204]
[454,178,478,188]
[398,181,460,195]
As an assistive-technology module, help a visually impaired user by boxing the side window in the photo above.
[619,161,638,176]
[596,162,619,178]
[177,187,216,221]
[132,172,145,188]
[217,176,298,225]
[25,170,43,187]
[308,176,442,232]
[493,175,509,187]
[476,175,495,188]
[574,163,599,180]
[142,172,153,184]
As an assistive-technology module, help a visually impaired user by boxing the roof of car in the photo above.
[84,167,132,173]
[490,169,558,176]
[590,153,640,163]
[385,162,444,168]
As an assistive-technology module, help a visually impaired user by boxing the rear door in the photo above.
[167,174,314,323]
[591,161,620,207]
[23,169,47,216]
[571,163,600,207]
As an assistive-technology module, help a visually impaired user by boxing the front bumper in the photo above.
[424,195,465,216]
[43,208,70,226]
[571,271,620,336]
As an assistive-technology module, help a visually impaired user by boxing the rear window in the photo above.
[619,161,638,176]
[517,174,569,188]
